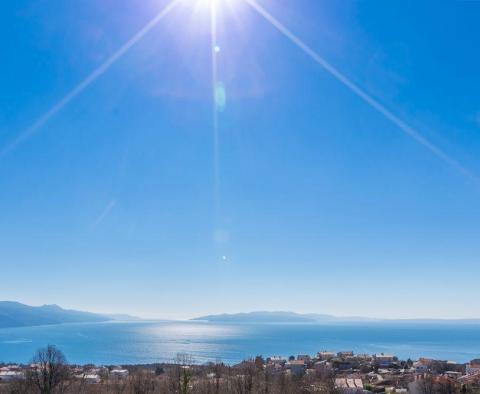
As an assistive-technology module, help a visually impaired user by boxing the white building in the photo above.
[110,369,129,379]
[374,354,395,367]
[268,355,286,365]
[83,374,102,384]
[0,371,25,382]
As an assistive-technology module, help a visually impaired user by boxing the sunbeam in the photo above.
[245,0,478,183]
[210,0,228,261]
[0,0,180,158]
[211,0,221,212]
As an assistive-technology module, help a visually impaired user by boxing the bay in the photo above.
[1,321,479,365]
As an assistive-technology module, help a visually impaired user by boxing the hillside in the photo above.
[192,311,320,323]
[0,301,114,328]
[192,311,480,325]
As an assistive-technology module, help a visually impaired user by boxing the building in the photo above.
[287,360,306,376]
[297,354,311,362]
[356,354,373,361]
[0,371,25,382]
[110,369,129,379]
[458,373,480,386]
[318,351,336,361]
[414,358,433,373]
[466,360,480,375]
[444,371,462,379]
[82,374,102,384]
[265,363,283,376]
[335,377,364,393]
[333,359,355,371]
[267,356,286,365]
[414,364,429,374]
[374,354,395,367]
[338,351,354,358]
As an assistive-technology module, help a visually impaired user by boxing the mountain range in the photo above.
[0,301,138,329]
[192,311,480,324]
[191,311,377,323]
[2,303,480,329]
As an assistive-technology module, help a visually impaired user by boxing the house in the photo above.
[83,374,102,384]
[267,356,286,365]
[467,360,480,375]
[333,359,354,371]
[458,373,480,386]
[0,365,21,372]
[287,360,306,376]
[265,363,283,376]
[335,377,364,393]
[110,369,129,379]
[374,354,395,367]
[356,354,373,361]
[318,351,336,361]
[414,364,429,374]
[414,358,433,373]
[0,371,25,382]
[297,354,311,362]
[444,371,462,379]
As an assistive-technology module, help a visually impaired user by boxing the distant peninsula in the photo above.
[0,301,139,329]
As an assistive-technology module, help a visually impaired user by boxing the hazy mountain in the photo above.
[0,301,138,328]
[103,313,142,322]
[192,311,480,324]
[192,311,323,323]
[192,311,382,323]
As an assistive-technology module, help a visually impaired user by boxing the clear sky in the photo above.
[1,0,480,319]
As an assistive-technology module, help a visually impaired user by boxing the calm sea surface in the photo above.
[1,321,479,365]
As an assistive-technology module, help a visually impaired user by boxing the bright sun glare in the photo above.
[194,0,237,9]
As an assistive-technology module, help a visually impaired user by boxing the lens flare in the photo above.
[214,82,227,111]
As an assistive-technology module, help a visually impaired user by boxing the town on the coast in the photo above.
[1,345,480,393]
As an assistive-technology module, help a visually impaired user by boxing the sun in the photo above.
[192,0,238,10]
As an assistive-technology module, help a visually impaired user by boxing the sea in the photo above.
[1,321,479,365]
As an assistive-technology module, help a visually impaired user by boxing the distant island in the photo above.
[0,301,139,329]
[3,303,480,329]
[192,311,317,323]
[192,311,480,325]
[191,311,379,323]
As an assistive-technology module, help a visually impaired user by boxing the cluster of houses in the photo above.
[262,351,480,392]
[0,364,129,385]
[1,352,480,393]
[0,365,24,382]
[266,351,397,376]
[73,366,129,383]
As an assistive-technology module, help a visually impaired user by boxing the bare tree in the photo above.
[129,371,157,394]
[417,375,436,394]
[27,345,71,394]
[2,379,35,394]
[167,354,193,394]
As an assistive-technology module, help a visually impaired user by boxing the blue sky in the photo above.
[1,0,480,319]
